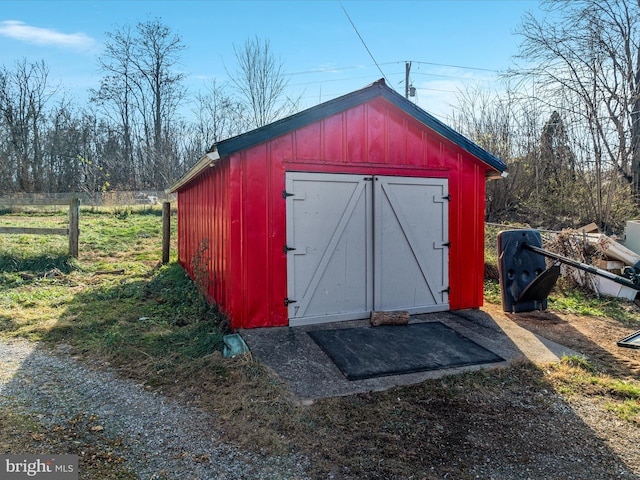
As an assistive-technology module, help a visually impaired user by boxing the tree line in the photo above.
[0,19,294,196]
[456,0,640,232]
[2,1,640,232]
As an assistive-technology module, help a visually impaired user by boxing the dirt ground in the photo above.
[4,300,640,479]
[187,302,640,479]
[465,303,640,479]
[500,303,640,377]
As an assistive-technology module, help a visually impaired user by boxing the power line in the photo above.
[288,72,493,89]
[286,65,367,76]
[338,0,390,86]
[289,74,374,88]
[294,85,460,101]
[414,86,459,94]
[412,71,495,81]
[285,60,501,79]
[381,60,499,73]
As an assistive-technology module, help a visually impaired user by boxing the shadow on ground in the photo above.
[508,309,640,380]
[3,260,640,478]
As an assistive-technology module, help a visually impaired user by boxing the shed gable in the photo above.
[278,96,492,173]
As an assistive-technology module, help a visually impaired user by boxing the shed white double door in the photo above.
[285,172,449,326]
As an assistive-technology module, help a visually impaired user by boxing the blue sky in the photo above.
[0,0,542,121]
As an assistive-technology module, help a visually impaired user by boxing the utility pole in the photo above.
[405,61,411,99]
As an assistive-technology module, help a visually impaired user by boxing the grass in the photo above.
[483,225,640,426]
[2,211,640,478]
[484,279,502,304]
[43,263,228,371]
[547,286,640,323]
[483,276,639,324]
[0,206,234,474]
[545,355,640,424]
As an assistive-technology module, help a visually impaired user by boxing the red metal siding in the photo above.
[322,113,345,162]
[238,144,284,329]
[178,96,492,329]
[177,161,235,319]
[447,153,486,310]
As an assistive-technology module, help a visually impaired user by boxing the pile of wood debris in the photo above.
[543,223,640,301]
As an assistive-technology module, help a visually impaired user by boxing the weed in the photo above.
[607,380,640,400]
[0,253,76,274]
[548,288,639,323]
[546,355,640,424]
[606,400,640,423]
[2,209,639,479]
[484,279,501,304]
[111,206,131,220]
[483,225,640,324]
[561,354,596,373]
[0,208,226,366]
[190,238,211,298]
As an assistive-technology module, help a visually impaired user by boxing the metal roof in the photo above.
[169,79,507,193]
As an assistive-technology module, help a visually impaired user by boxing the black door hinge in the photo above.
[284,298,297,306]
[443,241,451,248]
[282,190,295,199]
[442,287,450,294]
[283,245,296,253]
[442,194,451,201]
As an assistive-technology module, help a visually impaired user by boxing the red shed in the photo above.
[169,80,507,330]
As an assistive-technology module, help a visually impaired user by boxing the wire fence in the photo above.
[0,191,175,208]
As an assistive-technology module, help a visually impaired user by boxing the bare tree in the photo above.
[452,81,626,228]
[192,79,245,150]
[511,0,640,227]
[0,59,55,192]
[93,18,186,189]
[453,85,544,223]
[91,24,137,187]
[228,36,298,129]
[130,18,186,187]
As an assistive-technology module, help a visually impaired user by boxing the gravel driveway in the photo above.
[0,338,308,479]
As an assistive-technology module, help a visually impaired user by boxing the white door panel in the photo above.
[286,172,448,325]
[374,177,449,313]
[286,173,373,325]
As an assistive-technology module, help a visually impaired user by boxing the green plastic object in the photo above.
[223,333,249,358]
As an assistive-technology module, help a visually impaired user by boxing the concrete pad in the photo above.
[239,308,580,401]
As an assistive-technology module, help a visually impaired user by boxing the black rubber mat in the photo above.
[308,321,504,381]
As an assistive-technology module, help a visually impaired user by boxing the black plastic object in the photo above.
[498,229,557,313]
[517,264,561,302]
[617,330,640,349]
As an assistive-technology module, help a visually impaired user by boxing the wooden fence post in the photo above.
[68,197,80,258]
[162,201,171,264]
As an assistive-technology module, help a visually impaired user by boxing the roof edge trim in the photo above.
[167,150,220,193]
[378,87,507,173]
